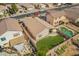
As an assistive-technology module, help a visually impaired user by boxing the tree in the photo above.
[11,3,18,14]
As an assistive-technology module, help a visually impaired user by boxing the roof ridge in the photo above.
[35,17,53,28]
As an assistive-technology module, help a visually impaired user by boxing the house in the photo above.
[3,35,31,56]
[46,4,57,9]
[63,7,79,27]
[46,10,69,26]
[0,5,7,17]
[0,18,24,47]
[22,17,53,45]
[39,4,46,9]
[0,5,7,11]
[0,18,31,55]
[33,4,40,9]
[19,3,35,11]
[65,8,79,22]
[13,41,32,56]
[16,4,24,13]
[33,4,46,9]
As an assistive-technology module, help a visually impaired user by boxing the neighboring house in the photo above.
[46,4,57,9]
[33,4,40,9]
[46,5,79,27]
[0,5,7,17]
[39,4,46,9]
[22,17,53,45]
[64,6,79,27]
[13,42,32,56]
[19,4,35,11]
[65,8,79,23]
[0,18,24,47]
[46,10,69,26]
[16,4,24,13]
[33,4,46,9]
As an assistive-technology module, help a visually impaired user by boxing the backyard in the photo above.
[54,40,79,56]
[59,27,74,38]
[36,35,64,56]
[55,43,68,55]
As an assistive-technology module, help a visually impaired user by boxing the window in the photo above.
[1,37,6,41]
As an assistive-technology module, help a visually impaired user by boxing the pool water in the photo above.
[60,27,73,38]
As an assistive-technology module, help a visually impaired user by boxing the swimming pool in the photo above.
[60,27,74,38]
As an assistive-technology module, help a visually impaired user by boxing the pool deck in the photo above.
[64,23,79,32]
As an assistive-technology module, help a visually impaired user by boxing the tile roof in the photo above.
[19,3,34,8]
[0,18,22,35]
[47,10,66,18]
[22,17,47,38]
[65,8,79,21]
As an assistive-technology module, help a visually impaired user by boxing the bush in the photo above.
[11,4,18,13]
[9,3,18,14]
[36,35,64,56]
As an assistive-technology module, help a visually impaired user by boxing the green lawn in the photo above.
[36,35,64,56]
